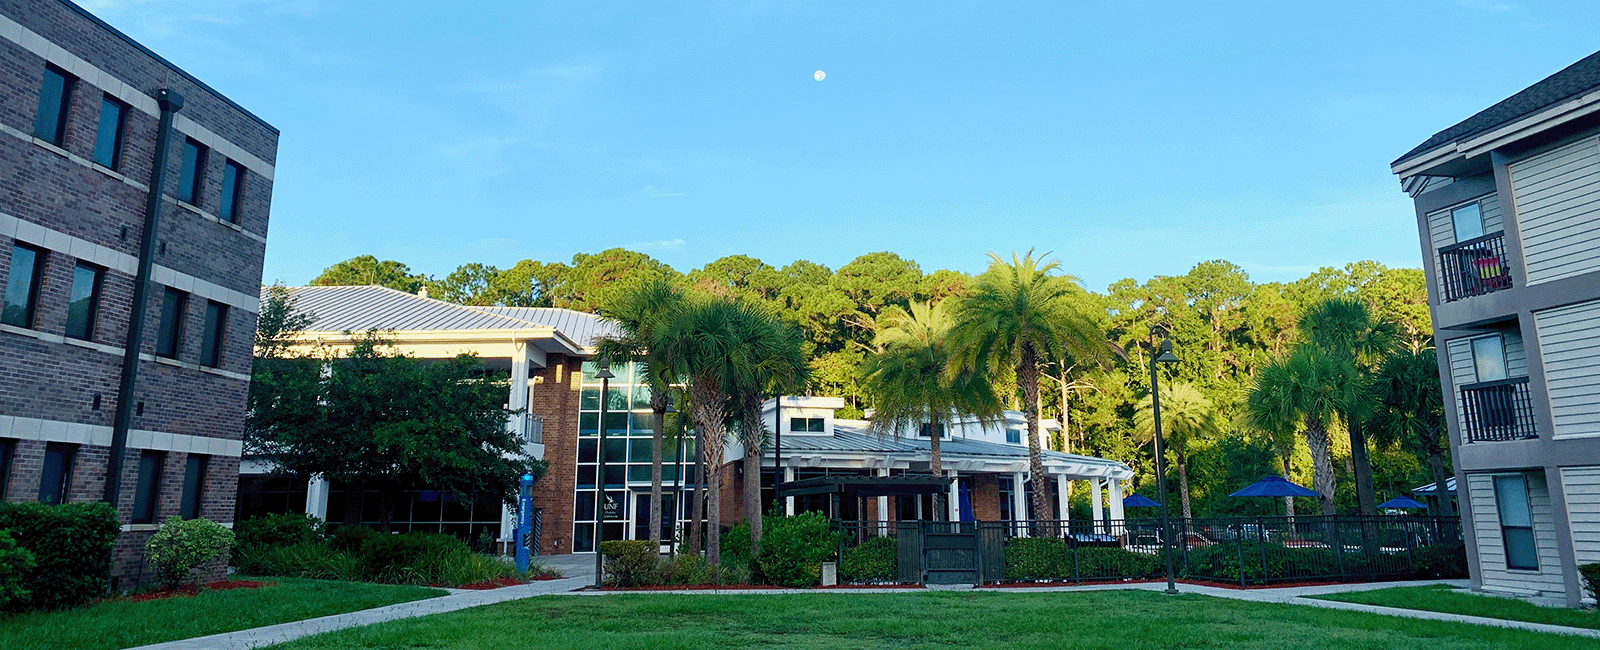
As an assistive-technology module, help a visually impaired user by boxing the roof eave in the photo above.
[1393,87,1600,181]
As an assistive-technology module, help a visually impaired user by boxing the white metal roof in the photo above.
[271,285,620,348]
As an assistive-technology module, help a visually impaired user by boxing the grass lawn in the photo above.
[1309,583,1600,630]
[0,576,445,650]
[267,590,1591,650]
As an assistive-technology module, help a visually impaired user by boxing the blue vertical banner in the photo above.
[516,473,533,574]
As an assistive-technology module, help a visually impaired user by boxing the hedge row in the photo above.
[1004,537,1161,581]
[0,502,120,611]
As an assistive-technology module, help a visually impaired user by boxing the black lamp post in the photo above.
[592,356,615,589]
[1149,337,1181,595]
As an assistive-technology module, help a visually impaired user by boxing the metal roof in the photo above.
[1412,477,1457,496]
[1395,49,1600,167]
[783,422,1132,472]
[271,285,618,347]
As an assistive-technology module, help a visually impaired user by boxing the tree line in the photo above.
[305,249,1448,521]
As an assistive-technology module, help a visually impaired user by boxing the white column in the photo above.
[1055,475,1069,523]
[1011,472,1027,535]
[947,470,960,521]
[784,466,796,516]
[1090,478,1105,533]
[1109,478,1126,523]
[305,474,330,522]
[876,468,889,525]
[507,343,530,437]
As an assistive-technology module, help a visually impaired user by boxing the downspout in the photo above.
[104,89,184,505]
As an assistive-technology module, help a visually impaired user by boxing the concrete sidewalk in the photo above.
[124,573,1599,649]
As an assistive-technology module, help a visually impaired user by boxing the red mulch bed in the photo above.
[126,580,269,602]
[443,574,564,589]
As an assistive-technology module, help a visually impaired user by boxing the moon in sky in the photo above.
[814,70,825,81]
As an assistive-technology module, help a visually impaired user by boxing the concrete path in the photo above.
[123,571,1599,649]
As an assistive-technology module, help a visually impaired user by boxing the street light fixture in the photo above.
[592,356,615,589]
[1149,337,1181,595]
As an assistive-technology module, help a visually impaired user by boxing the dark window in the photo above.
[200,301,227,367]
[1005,428,1022,444]
[790,417,825,433]
[132,451,164,524]
[156,288,187,358]
[3,243,46,328]
[178,139,207,206]
[0,438,14,501]
[918,422,946,438]
[219,161,245,223]
[180,455,207,519]
[1494,475,1538,570]
[39,444,75,505]
[33,65,73,146]
[65,262,104,341]
[93,96,128,170]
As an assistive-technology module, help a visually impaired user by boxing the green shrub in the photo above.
[329,525,379,553]
[146,517,235,589]
[600,540,659,587]
[1075,547,1161,579]
[721,521,753,569]
[0,530,36,610]
[1414,543,1469,579]
[233,513,324,553]
[413,548,519,586]
[1186,542,1337,584]
[655,553,714,585]
[0,501,119,610]
[1579,562,1600,604]
[359,532,468,580]
[754,512,838,588]
[840,536,897,582]
[232,542,364,581]
[1005,537,1067,580]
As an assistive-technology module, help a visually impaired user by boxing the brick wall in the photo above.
[0,0,274,588]
[527,353,578,554]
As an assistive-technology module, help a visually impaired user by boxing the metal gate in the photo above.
[920,521,979,584]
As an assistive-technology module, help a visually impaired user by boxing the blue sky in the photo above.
[84,0,1600,292]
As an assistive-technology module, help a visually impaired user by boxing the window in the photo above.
[918,422,946,438]
[93,96,128,170]
[155,288,187,358]
[39,443,75,505]
[219,160,245,223]
[1472,335,1508,382]
[131,451,164,524]
[3,243,46,328]
[0,438,14,501]
[65,262,104,341]
[998,475,1015,522]
[1451,202,1484,242]
[178,139,207,206]
[32,65,73,146]
[790,417,825,433]
[180,455,207,519]
[1005,428,1022,444]
[1494,474,1538,570]
[199,301,227,367]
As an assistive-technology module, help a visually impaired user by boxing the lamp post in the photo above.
[592,356,615,589]
[1149,337,1181,595]
[772,395,783,513]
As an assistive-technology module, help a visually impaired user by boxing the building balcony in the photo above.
[1459,376,1536,443]
[1438,232,1514,303]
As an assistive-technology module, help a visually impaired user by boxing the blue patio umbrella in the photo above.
[1229,475,1319,498]
[1377,496,1427,509]
[1123,493,1162,508]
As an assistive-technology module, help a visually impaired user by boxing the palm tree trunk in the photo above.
[692,378,727,573]
[1347,416,1377,514]
[1429,451,1454,517]
[742,397,765,558]
[648,392,668,550]
[689,425,706,555]
[930,414,945,522]
[1281,455,1296,521]
[1176,450,1193,522]
[1019,346,1053,528]
[1304,416,1337,515]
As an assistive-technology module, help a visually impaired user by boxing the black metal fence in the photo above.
[1460,377,1537,443]
[1438,232,1513,302]
[832,515,1465,587]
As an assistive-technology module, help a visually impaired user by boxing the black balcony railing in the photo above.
[1460,376,1536,443]
[1438,232,1513,302]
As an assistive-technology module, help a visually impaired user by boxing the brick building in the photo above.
[0,0,277,587]
[246,286,1135,556]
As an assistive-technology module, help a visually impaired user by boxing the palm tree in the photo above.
[596,279,686,549]
[657,296,769,570]
[1369,348,1453,516]
[862,301,1002,518]
[1133,382,1219,521]
[1248,345,1363,515]
[950,251,1110,524]
[728,305,809,557]
[1300,298,1397,514]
